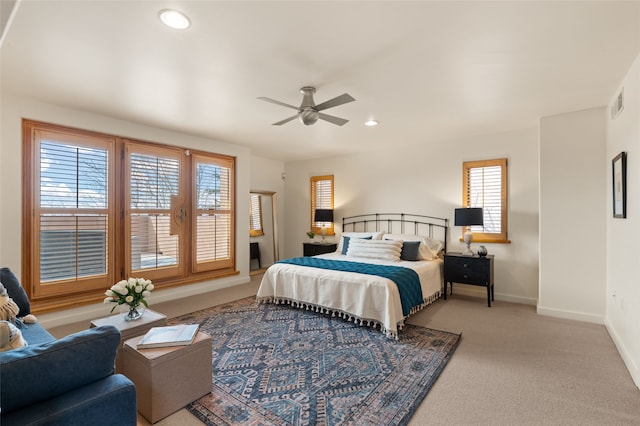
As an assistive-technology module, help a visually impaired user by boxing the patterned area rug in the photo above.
[173,298,460,426]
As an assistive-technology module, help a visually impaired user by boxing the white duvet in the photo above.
[256,252,443,338]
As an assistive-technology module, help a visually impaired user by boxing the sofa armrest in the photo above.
[0,325,121,413]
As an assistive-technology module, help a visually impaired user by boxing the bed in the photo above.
[256,213,448,338]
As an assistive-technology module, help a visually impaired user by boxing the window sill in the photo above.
[31,269,239,315]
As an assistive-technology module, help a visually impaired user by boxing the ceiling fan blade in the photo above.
[272,115,298,126]
[318,113,349,126]
[257,97,300,110]
[314,93,355,111]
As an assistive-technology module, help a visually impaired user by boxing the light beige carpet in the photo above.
[139,293,639,425]
[122,275,638,425]
[407,294,640,425]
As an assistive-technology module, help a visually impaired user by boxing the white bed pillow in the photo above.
[337,231,384,254]
[383,233,444,260]
[346,238,402,261]
[423,236,444,258]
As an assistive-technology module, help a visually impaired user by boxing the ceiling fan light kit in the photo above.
[258,86,355,126]
[299,108,320,125]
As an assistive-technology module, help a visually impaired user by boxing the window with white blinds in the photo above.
[126,143,183,279]
[462,158,509,243]
[310,175,334,235]
[192,154,235,272]
[249,194,264,237]
[23,120,236,310]
[34,132,115,296]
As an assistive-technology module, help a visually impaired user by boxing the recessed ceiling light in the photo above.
[365,120,379,126]
[159,9,191,30]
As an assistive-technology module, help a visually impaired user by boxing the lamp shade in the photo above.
[314,209,334,223]
[454,208,483,226]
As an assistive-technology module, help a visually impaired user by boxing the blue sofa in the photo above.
[0,268,137,426]
[1,322,137,426]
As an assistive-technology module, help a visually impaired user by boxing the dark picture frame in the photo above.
[612,152,627,218]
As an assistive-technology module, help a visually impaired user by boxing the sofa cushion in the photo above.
[0,325,121,413]
[0,268,30,317]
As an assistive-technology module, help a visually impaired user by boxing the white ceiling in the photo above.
[2,1,639,162]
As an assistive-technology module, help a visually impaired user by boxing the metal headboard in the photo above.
[342,213,448,252]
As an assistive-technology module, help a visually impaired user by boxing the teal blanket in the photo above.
[277,257,423,316]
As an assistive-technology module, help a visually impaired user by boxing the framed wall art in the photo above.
[612,151,627,218]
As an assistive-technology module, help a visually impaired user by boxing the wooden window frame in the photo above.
[22,120,237,313]
[123,141,186,282]
[310,175,334,236]
[23,122,117,300]
[191,153,235,274]
[462,158,510,243]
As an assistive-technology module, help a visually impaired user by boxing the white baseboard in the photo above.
[38,275,250,329]
[536,305,604,324]
[605,319,640,389]
[497,293,538,306]
[452,285,537,306]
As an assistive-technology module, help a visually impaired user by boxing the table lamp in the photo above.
[314,209,334,242]
[454,207,483,256]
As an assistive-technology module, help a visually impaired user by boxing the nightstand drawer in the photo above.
[444,256,488,283]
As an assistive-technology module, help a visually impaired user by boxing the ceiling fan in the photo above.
[258,86,355,126]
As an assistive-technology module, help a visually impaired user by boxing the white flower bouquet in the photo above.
[104,277,154,313]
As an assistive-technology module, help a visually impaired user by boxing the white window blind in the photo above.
[38,139,110,283]
[467,165,502,233]
[129,150,180,273]
[193,154,234,272]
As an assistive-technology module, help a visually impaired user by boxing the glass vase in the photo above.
[124,303,144,321]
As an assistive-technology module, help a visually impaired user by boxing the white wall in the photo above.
[606,51,640,387]
[0,94,252,328]
[538,108,607,323]
[283,127,540,305]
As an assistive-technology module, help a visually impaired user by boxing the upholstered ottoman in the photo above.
[91,309,167,373]
[122,331,212,423]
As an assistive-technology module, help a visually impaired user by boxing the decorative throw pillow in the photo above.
[0,283,20,321]
[383,234,444,260]
[341,235,372,255]
[346,238,402,261]
[0,320,28,352]
[400,241,421,261]
[0,268,31,317]
[337,232,382,253]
